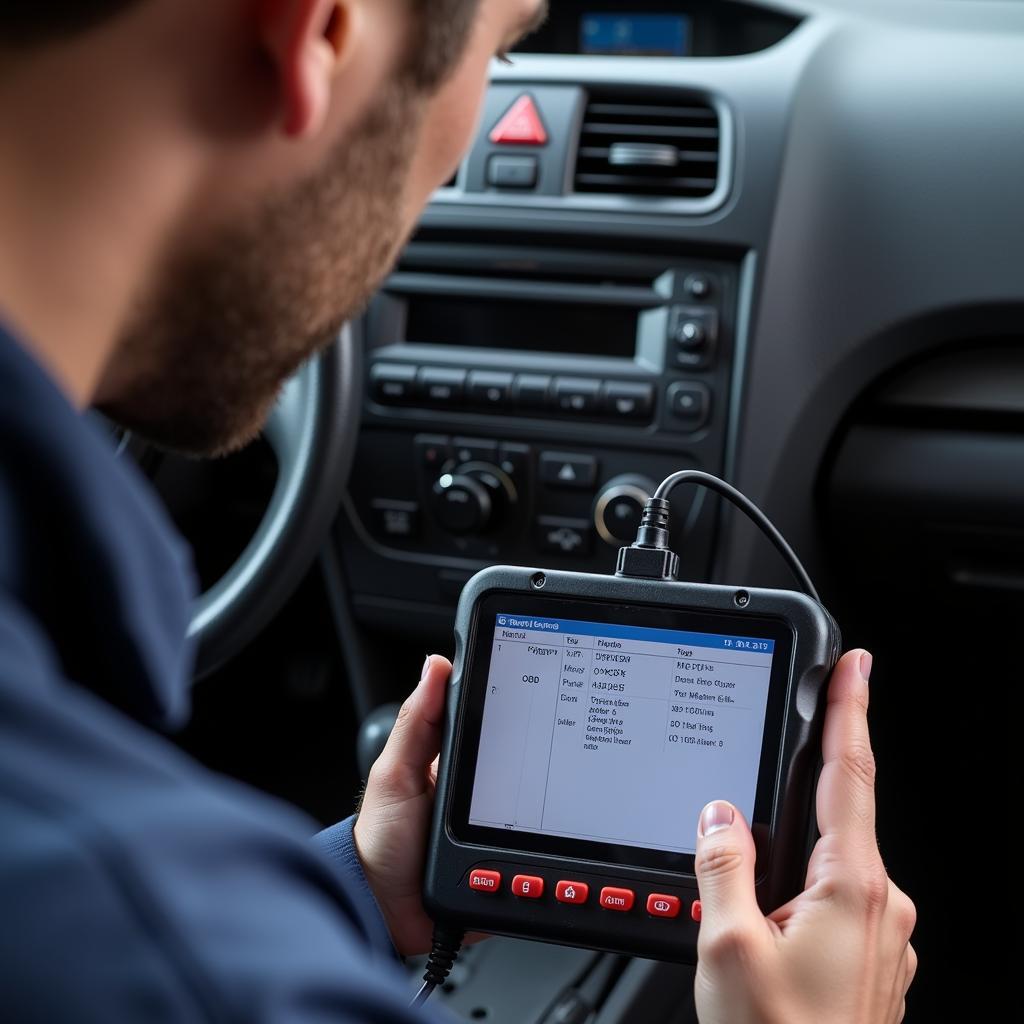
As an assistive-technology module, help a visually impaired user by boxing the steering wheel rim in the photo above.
[188,324,361,680]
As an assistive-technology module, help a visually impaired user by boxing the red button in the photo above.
[691,900,702,922]
[646,894,681,918]
[512,874,544,899]
[468,869,502,893]
[489,95,548,146]
[555,880,589,904]
[599,886,635,912]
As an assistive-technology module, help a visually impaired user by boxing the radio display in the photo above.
[580,13,693,58]
[404,295,638,359]
[468,613,774,855]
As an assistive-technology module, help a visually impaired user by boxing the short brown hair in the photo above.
[0,2,144,46]
[408,0,482,88]
[0,1,482,89]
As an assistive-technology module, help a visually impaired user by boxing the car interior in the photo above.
[145,1,1023,1019]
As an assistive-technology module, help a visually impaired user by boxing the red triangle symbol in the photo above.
[489,95,548,146]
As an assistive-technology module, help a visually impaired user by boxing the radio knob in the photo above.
[594,475,657,546]
[430,463,517,537]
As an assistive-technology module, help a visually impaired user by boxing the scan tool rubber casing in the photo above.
[424,566,841,963]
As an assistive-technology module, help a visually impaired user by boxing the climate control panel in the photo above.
[340,430,722,623]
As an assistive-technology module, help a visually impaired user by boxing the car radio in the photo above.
[342,242,742,625]
[418,473,840,993]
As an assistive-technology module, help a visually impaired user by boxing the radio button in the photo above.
[467,371,514,408]
[602,381,654,420]
[555,881,589,904]
[538,516,592,557]
[599,887,635,912]
[514,374,553,410]
[511,875,545,899]
[370,363,417,403]
[554,377,602,415]
[667,382,711,430]
[540,452,597,489]
[684,273,715,300]
[468,869,502,893]
[419,367,466,404]
[646,894,682,918]
[669,306,718,349]
[669,306,718,370]
[691,900,702,922]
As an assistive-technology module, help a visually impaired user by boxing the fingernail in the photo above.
[860,651,873,683]
[420,655,432,681]
[699,801,734,838]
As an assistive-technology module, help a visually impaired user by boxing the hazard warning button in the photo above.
[540,452,597,489]
[489,94,548,146]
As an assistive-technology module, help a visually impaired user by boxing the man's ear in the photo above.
[259,0,360,138]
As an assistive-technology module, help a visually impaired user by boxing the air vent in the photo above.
[574,93,721,200]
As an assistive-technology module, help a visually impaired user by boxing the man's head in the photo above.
[0,0,546,454]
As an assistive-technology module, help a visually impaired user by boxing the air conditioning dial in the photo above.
[594,475,656,546]
[430,462,518,537]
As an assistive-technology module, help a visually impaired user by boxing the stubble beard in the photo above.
[100,84,423,458]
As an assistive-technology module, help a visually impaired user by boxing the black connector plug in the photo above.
[615,497,681,580]
[617,470,822,600]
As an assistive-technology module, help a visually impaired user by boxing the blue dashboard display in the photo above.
[580,13,693,58]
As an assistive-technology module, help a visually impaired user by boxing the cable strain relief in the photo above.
[634,497,672,549]
[422,925,464,988]
[615,544,680,580]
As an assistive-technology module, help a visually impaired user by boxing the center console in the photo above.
[341,238,741,630]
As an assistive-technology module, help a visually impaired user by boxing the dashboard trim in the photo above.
[434,91,735,218]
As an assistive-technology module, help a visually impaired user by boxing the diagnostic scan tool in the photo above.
[416,473,840,1002]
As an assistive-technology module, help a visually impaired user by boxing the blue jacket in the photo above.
[0,325,437,1022]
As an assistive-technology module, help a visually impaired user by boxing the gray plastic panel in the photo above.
[874,347,1024,417]
[419,5,1024,601]
[409,938,598,1023]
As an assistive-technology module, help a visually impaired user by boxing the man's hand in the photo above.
[694,650,918,1024]
[353,655,451,957]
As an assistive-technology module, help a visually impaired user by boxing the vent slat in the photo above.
[581,122,719,141]
[576,173,718,191]
[573,93,721,201]
[579,147,718,164]
[586,103,717,122]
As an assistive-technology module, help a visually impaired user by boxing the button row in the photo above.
[370,364,655,422]
[415,434,530,482]
[467,868,698,920]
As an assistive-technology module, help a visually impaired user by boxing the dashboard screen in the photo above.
[404,294,639,359]
[468,612,775,856]
[580,13,693,58]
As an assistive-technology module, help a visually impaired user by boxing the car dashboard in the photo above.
[182,2,1024,1021]
[342,0,1024,623]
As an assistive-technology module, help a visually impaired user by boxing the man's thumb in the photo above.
[371,655,451,796]
[694,801,764,945]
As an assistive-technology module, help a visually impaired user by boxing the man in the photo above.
[0,2,916,1021]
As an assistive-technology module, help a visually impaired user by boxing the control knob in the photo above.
[430,462,517,537]
[594,475,657,546]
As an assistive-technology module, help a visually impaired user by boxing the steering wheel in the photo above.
[188,325,361,679]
